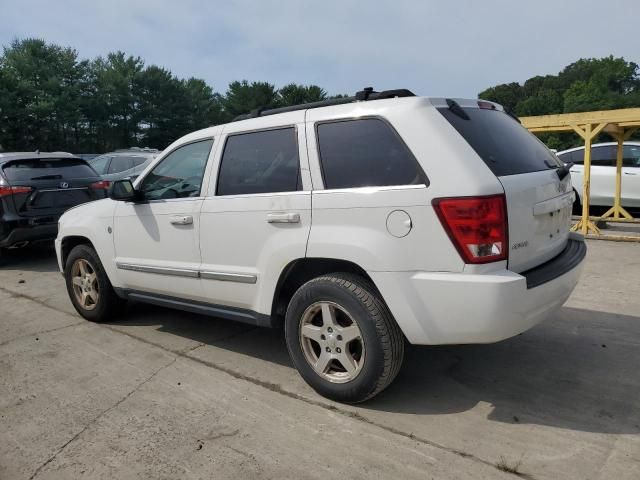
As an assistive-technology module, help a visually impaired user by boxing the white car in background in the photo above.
[557,142,640,208]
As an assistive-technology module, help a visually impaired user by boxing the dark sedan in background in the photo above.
[0,152,109,255]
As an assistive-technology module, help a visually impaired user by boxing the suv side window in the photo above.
[217,127,300,196]
[139,139,213,200]
[316,118,425,189]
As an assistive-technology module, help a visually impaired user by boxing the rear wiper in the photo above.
[555,162,573,181]
[30,174,63,180]
[446,99,470,120]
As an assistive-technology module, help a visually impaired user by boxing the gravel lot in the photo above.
[1,240,639,479]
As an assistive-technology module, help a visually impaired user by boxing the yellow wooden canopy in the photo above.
[520,109,640,240]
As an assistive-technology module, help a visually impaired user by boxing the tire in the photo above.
[572,189,582,215]
[285,273,404,403]
[64,244,125,322]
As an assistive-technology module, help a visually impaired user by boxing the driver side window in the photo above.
[139,139,213,201]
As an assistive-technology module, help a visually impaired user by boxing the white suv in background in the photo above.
[557,142,640,208]
[55,89,586,403]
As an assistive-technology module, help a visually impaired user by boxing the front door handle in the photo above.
[170,215,193,225]
[267,212,300,224]
[624,172,637,175]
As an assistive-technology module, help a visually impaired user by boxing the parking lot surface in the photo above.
[1,241,639,479]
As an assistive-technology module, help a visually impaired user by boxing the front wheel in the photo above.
[64,244,125,322]
[285,274,404,403]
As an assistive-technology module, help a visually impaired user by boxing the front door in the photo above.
[113,139,214,301]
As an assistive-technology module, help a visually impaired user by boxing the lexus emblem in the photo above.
[60,182,69,189]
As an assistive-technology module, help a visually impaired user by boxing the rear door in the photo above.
[1,157,105,219]
[439,103,574,272]
[199,112,311,314]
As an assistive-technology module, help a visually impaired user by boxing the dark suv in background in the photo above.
[0,152,108,255]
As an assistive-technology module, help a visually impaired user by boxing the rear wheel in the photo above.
[285,273,404,403]
[64,244,125,322]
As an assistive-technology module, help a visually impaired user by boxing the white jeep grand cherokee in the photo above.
[56,88,586,403]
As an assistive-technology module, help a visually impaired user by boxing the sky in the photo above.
[1,0,639,98]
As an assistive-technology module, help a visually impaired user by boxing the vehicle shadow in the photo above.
[110,302,640,435]
[113,302,293,367]
[0,243,60,273]
[365,306,640,434]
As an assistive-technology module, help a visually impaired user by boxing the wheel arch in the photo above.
[60,235,96,268]
[270,257,378,321]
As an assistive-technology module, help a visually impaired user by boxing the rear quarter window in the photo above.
[316,118,426,189]
[2,158,97,181]
[438,107,561,176]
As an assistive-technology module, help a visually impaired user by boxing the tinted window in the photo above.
[2,158,97,181]
[90,154,112,174]
[107,156,136,173]
[217,128,300,196]
[439,107,562,176]
[140,139,213,200]
[316,118,424,189]
[624,145,640,167]
[591,146,615,166]
[557,151,576,164]
[132,156,149,168]
[570,150,584,165]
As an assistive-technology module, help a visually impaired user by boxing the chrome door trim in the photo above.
[200,271,257,284]
[116,262,199,278]
[116,262,257,284]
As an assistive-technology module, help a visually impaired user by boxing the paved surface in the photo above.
[1,241,639,479]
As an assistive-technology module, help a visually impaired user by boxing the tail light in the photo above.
[89,180,111,190]
[433,194,508,264]
[0,185,33,198]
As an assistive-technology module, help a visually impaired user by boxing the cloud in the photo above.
[1,0,639,97]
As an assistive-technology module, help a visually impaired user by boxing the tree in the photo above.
[278,84,327,106]
[479,56,640,150]
[222,80,279,119]
[0,38,86,151]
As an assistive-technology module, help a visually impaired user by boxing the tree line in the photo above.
[2,38,639,153]
[0,38,338,153]
[478,56,640,150]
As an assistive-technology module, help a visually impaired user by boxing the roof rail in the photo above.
[232,87,415,122]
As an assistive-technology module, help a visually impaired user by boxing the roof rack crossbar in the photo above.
[231,87,415,122]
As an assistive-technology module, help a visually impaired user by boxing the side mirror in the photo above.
[109,179,138,201]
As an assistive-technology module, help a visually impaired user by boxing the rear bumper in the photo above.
[371,236,586,345]
[0,218,58,248]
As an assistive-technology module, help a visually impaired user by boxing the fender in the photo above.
[56,198,121,286]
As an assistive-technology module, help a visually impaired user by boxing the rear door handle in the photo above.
[169,215,193,225]
[267,212,300,224]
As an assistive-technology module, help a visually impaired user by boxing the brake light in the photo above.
[89,180,111,190]
[433,194,508,264]
[0,185,33,198]
[477,100,497,110]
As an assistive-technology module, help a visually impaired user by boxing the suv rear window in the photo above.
[438,107,562,176]
[2,158,97,182]
[316,118,425,189]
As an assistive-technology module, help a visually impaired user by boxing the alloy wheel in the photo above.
[299,301,365,383]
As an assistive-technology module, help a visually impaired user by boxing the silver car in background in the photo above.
[89,148,161,182]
